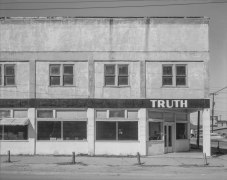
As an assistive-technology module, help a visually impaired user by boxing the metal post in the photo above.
[203,153,208,166]
[197,111,200,148]
[72,152,75,164]
[8,150,11,163]
[211,93,215,133]
[137,152,141,165]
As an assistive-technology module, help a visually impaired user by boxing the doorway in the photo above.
[164,123,174,153]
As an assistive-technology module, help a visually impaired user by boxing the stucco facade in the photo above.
[0,17,210,156]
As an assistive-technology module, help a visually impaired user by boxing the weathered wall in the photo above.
[0,18,209,52]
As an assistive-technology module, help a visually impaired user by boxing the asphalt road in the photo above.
[1,172,227,180]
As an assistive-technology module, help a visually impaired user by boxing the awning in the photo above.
[0,118,29,126]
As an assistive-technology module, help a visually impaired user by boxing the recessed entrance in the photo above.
[164,123,174,153]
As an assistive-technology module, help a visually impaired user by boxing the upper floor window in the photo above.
[0,64,16,86]
[49,64,74,86]
[104,64,129,86]
[162,64,187,87]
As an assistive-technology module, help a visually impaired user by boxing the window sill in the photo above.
[96,140,139,142]
[103,85,131,88]
[0,85,17,88]
[162,86,188,88]
[0,140,29,142]
[37,140,87,142]
[48,85,76,88]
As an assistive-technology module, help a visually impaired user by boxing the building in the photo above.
[0,17,210,156]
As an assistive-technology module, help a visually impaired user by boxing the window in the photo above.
[0,109,28,140]
[0,64,16,86]
[109,110,125,118]
[176,123,188,139]
[37,121,61,140]
[148,111,163,119]
[176,65,186,86]
[162,64,187,87]
[149,122,163,140]
[104,64,129,86]
[2,125,28,140]
[37,110,53,118]
[50,65,61,86]
[0,110,11,118]
[96,121,138,140]
[162,65,173,86]
[63,121,86,140]
[49,64,74,86]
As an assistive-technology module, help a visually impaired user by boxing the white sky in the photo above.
[0,0,227,119]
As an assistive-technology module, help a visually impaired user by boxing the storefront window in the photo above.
[118,122,138,140]
[96,122,116,140]
[2,125,28,140]
[176,123,188,139]
[63,121,86,140]
[96,121,138,140]
[0,126,2,140]
[149,122,162,140]
[37,121,61,140]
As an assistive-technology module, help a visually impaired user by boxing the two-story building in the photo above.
[0,17,210,156]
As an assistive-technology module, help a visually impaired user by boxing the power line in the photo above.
[1,1,227,10]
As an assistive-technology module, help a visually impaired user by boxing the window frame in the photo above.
[162,64,187,87]
[104,64,129,87]
[0,64,16,86]
[0,109,28,141]
[36,109,87,141]
[49,64,74,87]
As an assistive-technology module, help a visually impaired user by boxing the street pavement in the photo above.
[1,150,227,180]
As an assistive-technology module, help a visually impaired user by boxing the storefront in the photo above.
[0,98,210,156]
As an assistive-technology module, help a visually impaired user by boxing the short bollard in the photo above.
[72,152,76,164]
[137,152,141,165]
[8,150,11,163]
[203,153,209,166]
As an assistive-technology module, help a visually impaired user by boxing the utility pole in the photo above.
[210,86,227,133]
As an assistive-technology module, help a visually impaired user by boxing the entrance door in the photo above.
[164,123,173,153]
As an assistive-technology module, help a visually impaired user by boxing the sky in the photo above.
[0,0,227,119]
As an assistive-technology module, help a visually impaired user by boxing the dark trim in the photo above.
[0,99,210,109]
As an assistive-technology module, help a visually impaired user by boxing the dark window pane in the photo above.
[105,76,115,85]
[3,125,28,140]
[163,66,172,75]
[176,77,186,86]
[50,76,60,86]
[4,77,15,85]
[63,75,73,85]
[105,65,115,75]
[163,77,172,85]
[0,65,2,85]
[118,122,138,140]
[176,66,186,75]
[64,65,73,75]
[109,110,125,118]
[176,123,187,139]
[37,121,61,140]
[37,110,53,118]
[63,121,87,140]
[168,126,172,146]
[5,65,15,76]
[0,78,2,85]
[0,126,2,140]
[118,76,128,85]
[149,122,162,140]
[118,65,128,75]
[50,65,60,75]
[96,122,116,140]
[0,110,11,118]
